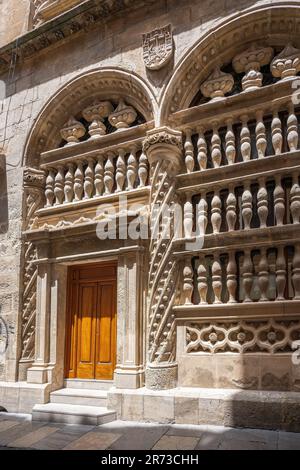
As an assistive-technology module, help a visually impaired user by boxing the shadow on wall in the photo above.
[0,153,8,233]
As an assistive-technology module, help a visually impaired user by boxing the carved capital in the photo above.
[200,66,234,101]
[143,127,183,170]
[23,167,46,190]
[271,44,300,80]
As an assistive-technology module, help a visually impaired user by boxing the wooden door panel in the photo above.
[95,282,116,379]
[65,262,117,380]
[76,283,97,379]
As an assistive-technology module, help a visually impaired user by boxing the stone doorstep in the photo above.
[32,403,116,426]
[64,379,113,390]
[50,388,108,407]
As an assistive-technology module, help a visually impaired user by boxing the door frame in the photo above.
[64,260,118,380]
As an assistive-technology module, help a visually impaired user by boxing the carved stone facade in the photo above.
[0,0,300,431]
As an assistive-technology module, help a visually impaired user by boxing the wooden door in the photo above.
[65,262,117,380]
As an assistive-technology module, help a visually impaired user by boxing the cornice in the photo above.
[0,0,157,76]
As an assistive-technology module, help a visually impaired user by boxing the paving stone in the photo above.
[0,421,46,446]
[107,425,168,450]
[31,424,96,450]
[278,432,300,450]
[166,424,204,438]
[63,431,121,450]
[9,425,60,448]
[152,435,199,450]
[0,420,20,433]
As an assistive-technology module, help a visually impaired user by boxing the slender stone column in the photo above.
[27,242,51,384]
[143,127,183,390]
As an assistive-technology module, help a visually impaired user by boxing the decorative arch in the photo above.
[23,67,157,168]
[159,4,300,124]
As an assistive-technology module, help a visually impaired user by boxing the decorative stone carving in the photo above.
[271,44,300,80]
[232,44,274,91]
[108,99,137,130]
[185,319,300,354]
[32,0,84,27]
[19,168,46,380]
[82,101,113,138]
[60,117,85,146]
[200,66,234,101]
[143,24,173,70]
[143,127,182,390]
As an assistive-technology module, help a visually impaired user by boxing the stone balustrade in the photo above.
[182,170,300,237]
[43,148,149,207]
[181,243,300,305]
[182,100,299,173]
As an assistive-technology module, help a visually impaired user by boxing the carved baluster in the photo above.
[197,193,208,236]
[184,193,193,238]
[211,191,222,234]
[240,115,251,161]
[54,166,64,205]
[271,109,283,155]
[83,159,94,199]
[126,147,137,190]
[225,119,236,165]
[276,246,286,301]
[242,250,253,302]
[227,251,237,303]
[287,104,299,151]
[183,259,194,304]
[104,152,115,195]
[64,163,74,203]
[116,148,126,192]
[197,259,208,304]
[45,169,55,207]
[255,110,267,158]
[290,172,300,224]
[242,182,253,229]
[197,127,207,170]
[184,128,195,173]
[211,123,221,168]
[274,176,285,226]
[292,245,300,300]
[94,155,104,197]
[212,254,222,304]
[257,177,268,228]
[258,248,269,301]
[138,151,148,187]
[226,186,236,231]
[73,161,84,201]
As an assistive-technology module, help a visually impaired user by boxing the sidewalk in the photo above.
[0,414,299,450]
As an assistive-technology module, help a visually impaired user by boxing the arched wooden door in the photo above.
[65,262,117,380]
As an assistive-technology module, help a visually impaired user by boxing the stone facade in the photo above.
[0,0,300,430]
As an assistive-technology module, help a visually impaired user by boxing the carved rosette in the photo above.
[142,127,183,389]
[60,116,86,146]
[19,168,46,380]
[200,66,234,101]
[108,99,137,130]
[233,44,274,91]
[271,44,300,80]
[82,101,113,138]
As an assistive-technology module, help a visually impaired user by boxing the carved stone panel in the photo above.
[143,24,173,70]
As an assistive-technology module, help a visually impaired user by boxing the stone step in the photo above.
[50,388,108,407]
[64,379,113,390]
[32,403,116,426]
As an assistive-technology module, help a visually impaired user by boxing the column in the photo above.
[143,126,183,390]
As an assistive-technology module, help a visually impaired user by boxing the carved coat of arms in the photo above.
[143,24,173,70]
